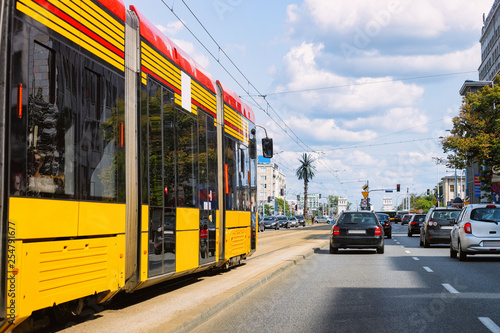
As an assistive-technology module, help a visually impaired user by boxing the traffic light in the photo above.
[267,196,271,203]
[427,189,430,195]
[396,184,400,192]
[262,138,273,158]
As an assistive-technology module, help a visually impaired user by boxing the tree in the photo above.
[442,76,500,201]
[296,153,316,221]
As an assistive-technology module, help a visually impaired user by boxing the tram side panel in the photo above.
[133,5,221,284]
[6,0,127,325]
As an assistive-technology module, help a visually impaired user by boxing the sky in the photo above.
[124,0,494,210]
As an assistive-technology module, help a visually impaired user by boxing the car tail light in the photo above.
[464,222,472,234]
[333,226,340,236]
[411,221,418,225]
[385,222,390,226]
[374,226,382,236]
[486,205,497,208]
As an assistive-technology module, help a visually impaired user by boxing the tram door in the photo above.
[147,81,176,277]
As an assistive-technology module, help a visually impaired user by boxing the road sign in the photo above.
[361,198,368,206]
[362,184,369,191]
[362,191,369,198]
[493,182,500,194]
[493,165,500,174]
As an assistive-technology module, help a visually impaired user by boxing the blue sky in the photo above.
[125,0,493,210]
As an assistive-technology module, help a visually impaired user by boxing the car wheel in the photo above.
[458,241,467,261]
[424,237,430,248]
[450,244,457,258]
[377,246,384,254]
[419,236,423,247]
[407,231,412,237]
[387,232,392,239]
[329,245,338,254]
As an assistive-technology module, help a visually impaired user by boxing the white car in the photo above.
[315,216,331,223]
[450,204,500,261]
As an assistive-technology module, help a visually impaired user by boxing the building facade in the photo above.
[257,156,286,215]
[459,1,500,203]
[440,175,466,207]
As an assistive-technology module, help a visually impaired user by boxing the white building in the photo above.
[338,198,348,214]
[257,156,286,214]
[440,175,466,207]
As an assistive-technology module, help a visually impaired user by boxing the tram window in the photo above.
[207,115,217,204]
[162,89,175,208]
[225,137,237,210]
[148,81,164,208]
[176,109,197,208]
[198,111,208,209]
[27,42,76,198]
[81,67,121,202]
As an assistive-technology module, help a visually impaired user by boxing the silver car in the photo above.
[450,204,500,261]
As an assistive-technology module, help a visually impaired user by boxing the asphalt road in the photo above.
[189,223,500,333]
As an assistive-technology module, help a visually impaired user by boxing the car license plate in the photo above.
[441,226,453,230]
[348,230,366,235]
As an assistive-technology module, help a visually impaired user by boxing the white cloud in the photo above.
[284,116,378,143]
[156,21,184,36]
[343,107,430,133]
[347,44,481,74]
[278,42,424,113]
[303,0,490,37]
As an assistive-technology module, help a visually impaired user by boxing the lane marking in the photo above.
[412,257,419,261]
[405,250,411,254]
[442,283,459,294]
[479,317,500,333]
[423,266,433,273]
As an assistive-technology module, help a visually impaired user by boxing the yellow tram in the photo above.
[0,0,271,330]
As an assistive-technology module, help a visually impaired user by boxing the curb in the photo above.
[164,240,329,333]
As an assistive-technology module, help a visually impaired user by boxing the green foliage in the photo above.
[442,76,500,201]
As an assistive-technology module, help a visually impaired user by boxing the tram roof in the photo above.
[98,0,126,22]
[217,81,255,124]
[130,5,217,94]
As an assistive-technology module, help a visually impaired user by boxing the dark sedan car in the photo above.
[277,215,290,229]
[330,211,384,254]
[401,214,413,225]
[263,216,279,230]
[420,207,461,247]
[295,215,305,227]
[407,214,426,236]
[376,213,392,239]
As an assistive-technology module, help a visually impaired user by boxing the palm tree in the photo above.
[296,153,316,222]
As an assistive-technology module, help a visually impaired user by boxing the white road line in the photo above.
[479,317,500,333]
[412,257,419,261]
[405,250,411,254]
[423,266,433,273]
[442,283,459,294]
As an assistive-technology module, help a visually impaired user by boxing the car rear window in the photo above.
[471,208,500,222]
[430,210,460,224]
[414,215,426,222]
[339,213,376,225]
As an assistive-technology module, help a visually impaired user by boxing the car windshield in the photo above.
[430,210,460,223]
[377,215,388,221]
[339,213,376,225]
[471,208,500,223]
[263,217,274,221]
